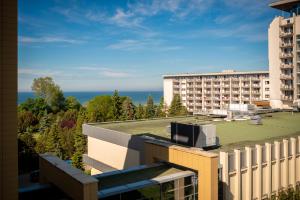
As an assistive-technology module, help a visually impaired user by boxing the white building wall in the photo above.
[163,78,174,107]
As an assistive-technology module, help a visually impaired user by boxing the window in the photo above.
[265,81,269,85]
[265,95,270,98]
[265,88,269,91]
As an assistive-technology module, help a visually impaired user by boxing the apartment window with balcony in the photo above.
[265,81,269,85]
[265,88,270,91]
[265,95,270,98]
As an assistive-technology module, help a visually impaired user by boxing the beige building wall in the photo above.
[163,78,174,107]
[145,140,219,200]
[163,71,269,114]
[269,14,300,109]
[0,0,18,200]
[220,137,300,200]
[87,136,141,174]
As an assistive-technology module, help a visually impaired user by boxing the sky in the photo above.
[18,0,281,92]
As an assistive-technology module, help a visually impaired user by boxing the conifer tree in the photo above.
[145,95,155,118]
[111,90,122,120]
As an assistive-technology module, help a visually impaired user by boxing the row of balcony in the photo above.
[281,95,293,101]
[174,77,261,83]
[280,84,293,91]
[280,74,293,80]
[279,31,293,38]
[280,42,293,48]
[279,52,293,58]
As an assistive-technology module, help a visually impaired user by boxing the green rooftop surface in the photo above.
[97,112,300,150]
[96,164,186,190]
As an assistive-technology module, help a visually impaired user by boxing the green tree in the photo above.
[18,110,38,133]
[31,77,65,113]
[19,97,49,117]
[65,96,81,110]
[86,96,113,122]
[135,104,144,119]
[122,97,135,120]
[155,97,166,118]
[168,94,188,116]
[111,90,122,121]
[145,95,155,118]
[72,108,87,170]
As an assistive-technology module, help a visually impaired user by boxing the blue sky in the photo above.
[18,0,280,91]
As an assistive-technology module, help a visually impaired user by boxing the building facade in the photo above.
[269,0,300,109]
[163,70,270,113]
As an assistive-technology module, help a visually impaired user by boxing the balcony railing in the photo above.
[280,74,293,80]
[232,91,239,94]
[252,84,260,88]
[280,84,293,90]
[280,42,293,48]
[281,95,293,101]
[279,31,293,37]
[242,84,250,88]
[279,53,293,58]
[280,63,293,69]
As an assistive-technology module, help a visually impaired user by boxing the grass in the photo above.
[97,112,300,150]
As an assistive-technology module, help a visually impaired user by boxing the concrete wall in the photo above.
[220,137,300,200]
[0,0,18,200]
[39,154,98,200]
[269,17,282,109]
[145,140,219,200]
[83,124,145,174]
[164,78,174,107]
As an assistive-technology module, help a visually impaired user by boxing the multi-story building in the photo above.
[163,70,270,113]
[269,0,300,109]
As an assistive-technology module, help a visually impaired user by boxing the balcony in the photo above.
[242,91,250,94]
[252,90,260,95]
[280,63,293,69]
[281,95,293,101]
[279,31,293,38]
[213,84,221,88]
[222,84,230,88]
[222,90,230,94]
[280,74,293,80]
[231,77,239,81]
[232,84,240,88]
[280,42,293,48]
[279,53,293,59]
[242,84,250,88]
[195,90,202,94]
[232,91,239,94]
[252,84,260,88]
[251,77,260,81]
[280,20,293,27]
[280,84,293,90]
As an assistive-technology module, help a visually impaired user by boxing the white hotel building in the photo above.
[163,70,270,113]
[164,0,300,113]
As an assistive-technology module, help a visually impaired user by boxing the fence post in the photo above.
[266,143,272,198]
[274,141,281,192]
[283,139,289,188]
[234,149,241,200]
[256,145,262,199]
[220,151,229,200]
[290,138,296,188]
[245,147,252,200]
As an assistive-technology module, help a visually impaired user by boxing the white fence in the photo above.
[219,136,300,200]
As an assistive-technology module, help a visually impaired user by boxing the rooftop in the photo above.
[269,0,300,12]
[94,112,300,151]
[162,70,269,78]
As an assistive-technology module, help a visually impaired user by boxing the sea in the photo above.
[18,91,163,105]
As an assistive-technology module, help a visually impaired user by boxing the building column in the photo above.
[234,149,241,200]
[220,152,229,200]
[290,138,296,188]
[274,141,281,192]
[266,143,272,198]
[256,145,262,199]
[283,139,289,188]
[245,147,252,200]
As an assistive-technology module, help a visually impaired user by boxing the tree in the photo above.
[72,108,87,170]
[19,97,49,117]
[168,94,188,116]
[145,95,155,118]
[111,90,122,121]
[155,96,166,118]
[65,96,81,110]
[18,110,38,133]
[31,77,65,113]
[135,104,144,119]
[122,97,135,120]
[86,96,113,122]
